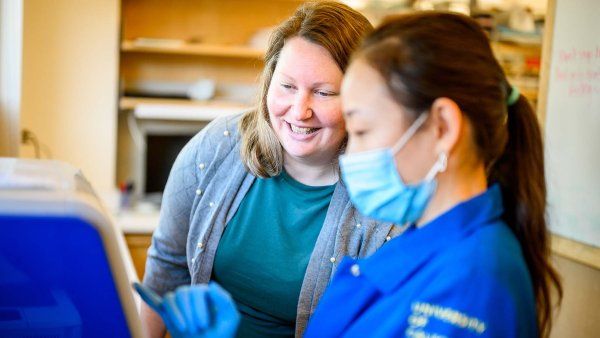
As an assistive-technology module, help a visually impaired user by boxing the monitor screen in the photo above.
[145,134,193,194]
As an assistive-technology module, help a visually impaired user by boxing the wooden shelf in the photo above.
[121,40,265,59]
[495,30,543,47]
[119,96,251,121]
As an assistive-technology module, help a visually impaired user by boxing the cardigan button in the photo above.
[350,264,360,277]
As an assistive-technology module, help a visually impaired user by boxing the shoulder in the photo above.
[186,112,245,155]
[458,222,530,286]
[436,222,533,300]
[175,111,248,171]
[413,222,537,337]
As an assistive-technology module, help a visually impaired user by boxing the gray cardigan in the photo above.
[143,113,404,336]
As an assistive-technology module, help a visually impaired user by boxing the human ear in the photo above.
[429,97,463,155]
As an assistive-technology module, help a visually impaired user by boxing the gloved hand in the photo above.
[133,281,240,338]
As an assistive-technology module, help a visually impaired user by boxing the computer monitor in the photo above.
[0,158,143,337]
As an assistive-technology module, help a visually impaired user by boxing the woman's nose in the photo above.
[289,92,313,121]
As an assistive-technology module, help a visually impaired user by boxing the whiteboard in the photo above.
[542,0,600,249]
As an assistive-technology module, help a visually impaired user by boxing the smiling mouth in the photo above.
[287,122,320,135]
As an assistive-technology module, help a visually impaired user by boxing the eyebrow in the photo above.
[280,72,336,87]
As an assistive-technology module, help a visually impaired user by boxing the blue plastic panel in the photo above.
[0,215,131,338]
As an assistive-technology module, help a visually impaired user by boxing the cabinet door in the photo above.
[125,234,153,279]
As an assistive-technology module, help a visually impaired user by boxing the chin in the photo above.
[282,144,319,159]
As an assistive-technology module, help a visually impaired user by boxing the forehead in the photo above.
[342,60,390,107]
[342,59,408,123]
[275,36,343,83]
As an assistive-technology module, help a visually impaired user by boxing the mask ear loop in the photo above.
[424,151,448,182]
[390,113,430,155]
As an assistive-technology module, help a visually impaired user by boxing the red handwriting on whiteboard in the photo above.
[555,46,600,97]
[559,46,600,63]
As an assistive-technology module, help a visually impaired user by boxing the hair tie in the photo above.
[507,86,520,106]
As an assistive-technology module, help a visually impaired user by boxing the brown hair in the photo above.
[239,1,373,177]
[358,12,562,337]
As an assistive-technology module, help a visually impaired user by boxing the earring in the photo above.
[438,151,448,173]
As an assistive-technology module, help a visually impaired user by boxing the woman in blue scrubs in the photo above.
[135,11,562,338]
[304,12,563,338]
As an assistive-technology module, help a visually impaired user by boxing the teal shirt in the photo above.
[212,170,336,338]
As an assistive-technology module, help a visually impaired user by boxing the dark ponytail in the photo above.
[358,12,562,337]
[489,93,563,337]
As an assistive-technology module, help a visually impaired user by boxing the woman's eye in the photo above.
[281,83,294,90]
[315,90,337,97]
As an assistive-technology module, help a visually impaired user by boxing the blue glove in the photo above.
[133,282,240,338]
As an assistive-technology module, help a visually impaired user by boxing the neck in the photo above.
[283,152,339,186]
[416,164,487,227]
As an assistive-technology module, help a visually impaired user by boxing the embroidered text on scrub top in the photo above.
[407,301,487,337]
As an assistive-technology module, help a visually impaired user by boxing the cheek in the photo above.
[395,135,437,183]
[315,99,344,128]
[329,118,346,144]
[347,132,390,154]
[346,135,360,153]
[266,86,290,118]
[346,135,374,153]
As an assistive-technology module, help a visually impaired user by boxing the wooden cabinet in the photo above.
[125,233,153,279]
[118,0,305,110]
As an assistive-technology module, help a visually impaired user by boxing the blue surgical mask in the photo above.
[339,113,447,225]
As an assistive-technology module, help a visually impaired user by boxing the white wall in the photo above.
[19,0,120,191]
[0,0,23,157]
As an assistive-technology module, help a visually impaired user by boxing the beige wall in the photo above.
[19,0,120,191]
[550,255,600,338]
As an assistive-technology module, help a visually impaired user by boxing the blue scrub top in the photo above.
[305,185,538,338]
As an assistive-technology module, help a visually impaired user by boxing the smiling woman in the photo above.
[265,36,345,184]
[240,1,371,184]
[139,2,389,338]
